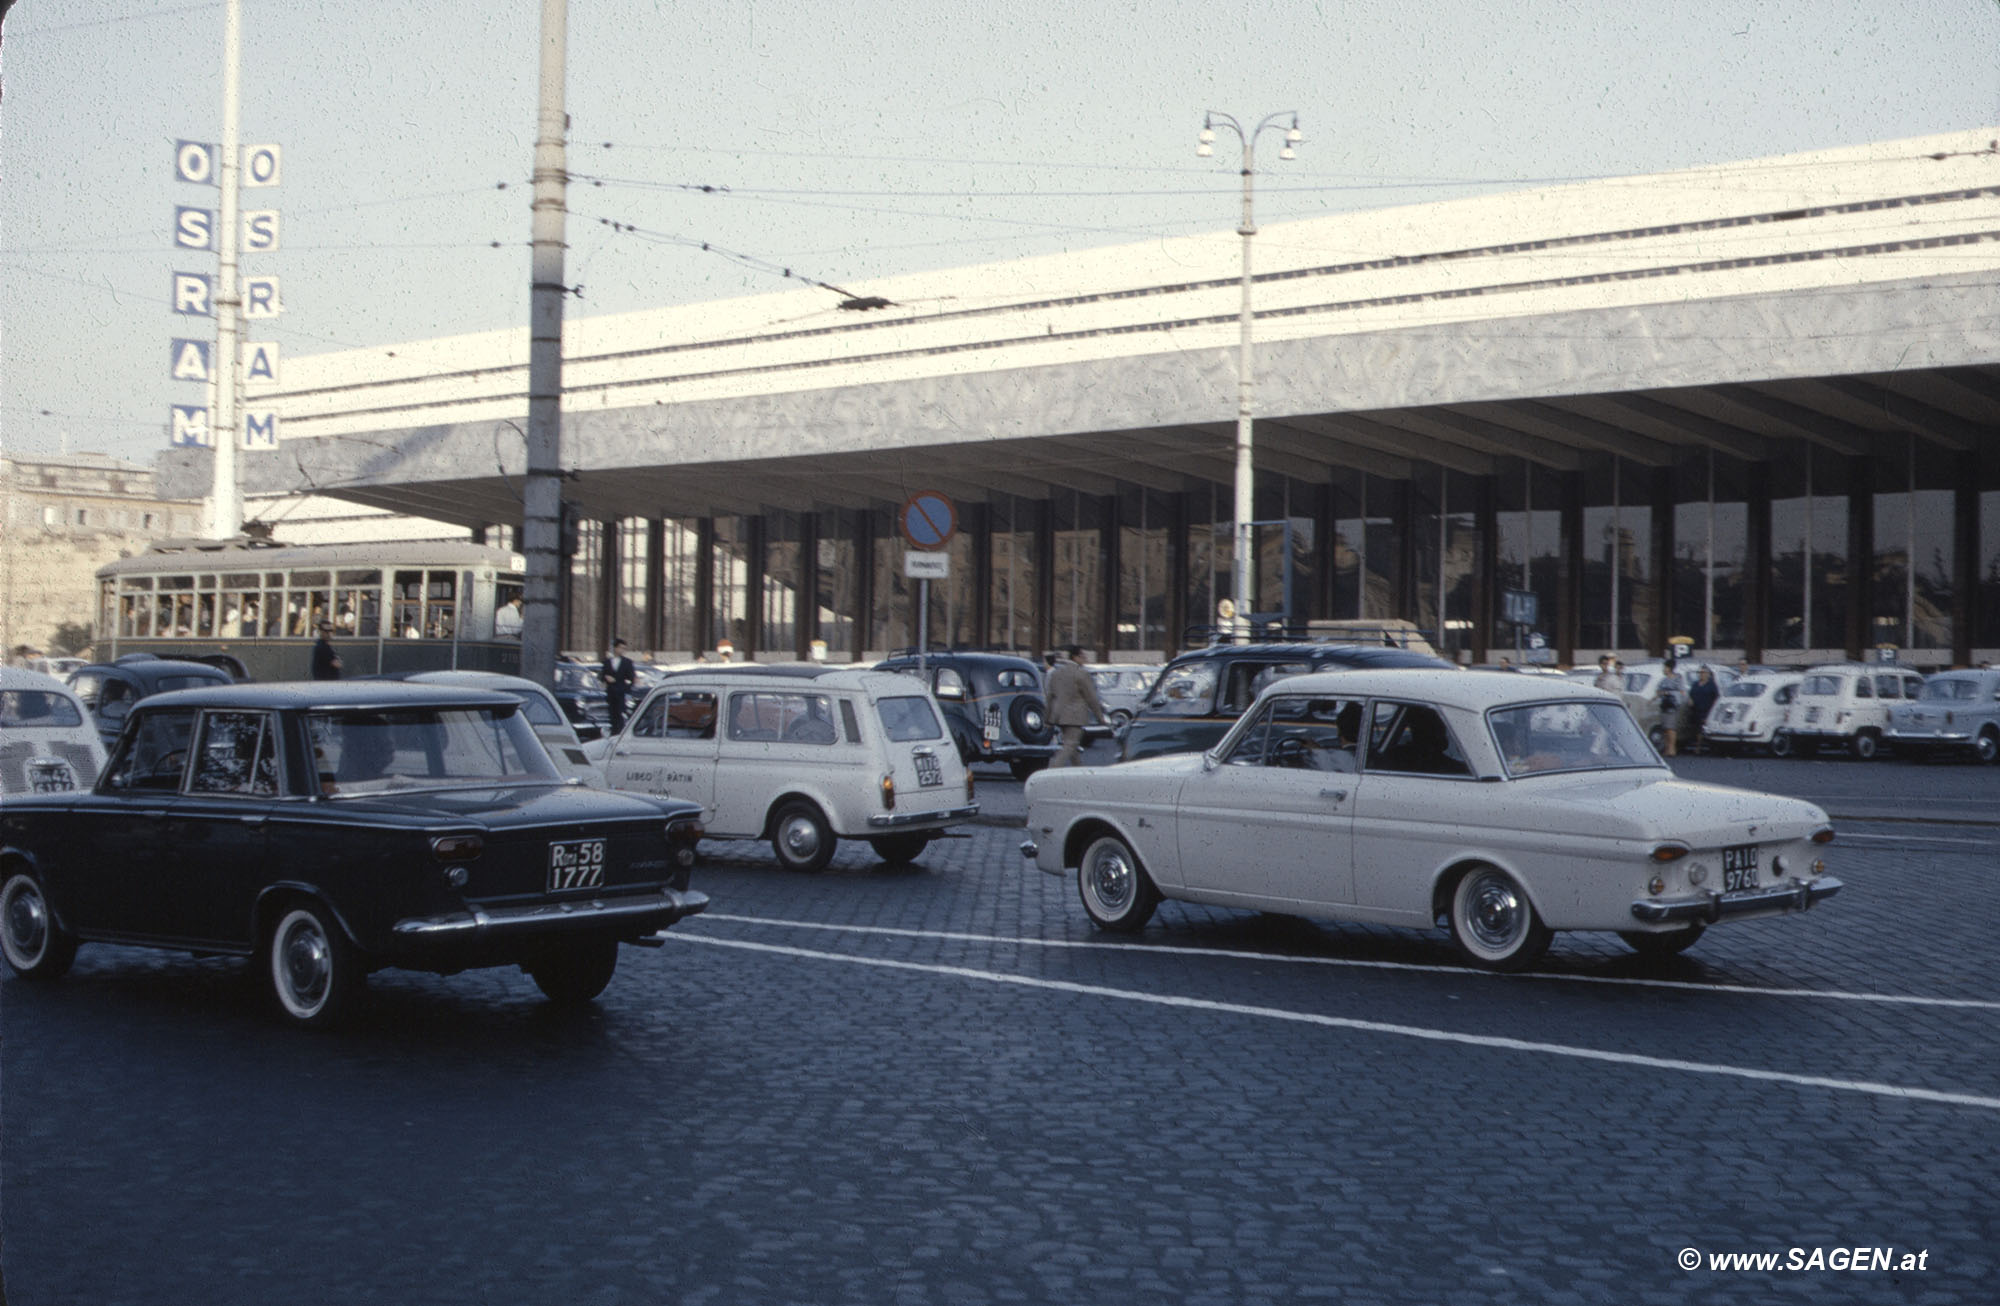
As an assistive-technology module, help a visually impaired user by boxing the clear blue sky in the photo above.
[4,0,1996,464]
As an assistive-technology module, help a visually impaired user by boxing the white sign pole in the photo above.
[209,0,243,537]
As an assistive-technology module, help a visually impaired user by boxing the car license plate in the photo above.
[914,752,943,788]
[1805,706,1820,723]
[27,759,76,793]
[548,838,606,892]
[1721,844,1759,893]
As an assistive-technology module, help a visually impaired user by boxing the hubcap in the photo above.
[782,816,822,860]
[1463,872,1525,952]
[4,881,48,964]
[279,917,331,1012]
[1086,846,1134,912]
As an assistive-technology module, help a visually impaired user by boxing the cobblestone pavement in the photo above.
[4,799,1996,1304]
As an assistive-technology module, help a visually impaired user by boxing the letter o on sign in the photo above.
[175,141,215,185]
[244,145,282,187]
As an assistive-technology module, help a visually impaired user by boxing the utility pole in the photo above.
[520,0,569,687]
[208,0,243,538]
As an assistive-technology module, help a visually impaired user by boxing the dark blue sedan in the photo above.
[0,682,707,1026]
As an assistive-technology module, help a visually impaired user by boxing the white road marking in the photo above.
[1834,832,1998,849]
[693,912,2000,1011]
[666,932,2000,1113]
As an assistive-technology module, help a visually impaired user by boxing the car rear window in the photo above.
[1800,675,1843,696]
[1723,682,1768,699]
[309,707,558,793]
[158,674,227,692]
[1144,662,1218,715]
[0,691,85,728]
[1920,678,1978,701]
[877,696,943,742]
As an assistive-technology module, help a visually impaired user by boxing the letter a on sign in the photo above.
[170,339,211,382]
[244,342,280,385]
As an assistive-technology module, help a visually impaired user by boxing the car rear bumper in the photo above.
[1630,876,1842,925]
[392,887,709,941]
[867,803,979,829]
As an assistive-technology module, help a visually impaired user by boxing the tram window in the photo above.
[336,570,381,637]
[195,592,216,637]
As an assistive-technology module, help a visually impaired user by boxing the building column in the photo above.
[692,517,715,655]
[1953,450,1978,668]
[1557,471,1583,666]
[966,502,991,647]
[855,511,877,657]
[1393,478,1418,621]
[798,511,819,661]
[645,519,666,652]
[1097,493,1119,659]
[1474,475,1497,662]
[1034,502,1056,657]
[1845,455,1873,662]
[1744,464,1771,662]
[742,515,766,658]
[1648,467,1675,655]
[1165,492,1189,658]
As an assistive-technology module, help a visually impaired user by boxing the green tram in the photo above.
[95,539,525,681]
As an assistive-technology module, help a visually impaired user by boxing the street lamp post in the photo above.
[1198,110,1300,637]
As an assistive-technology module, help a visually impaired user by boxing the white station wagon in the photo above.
[592,665,978,871]
[1022,668,1839,970]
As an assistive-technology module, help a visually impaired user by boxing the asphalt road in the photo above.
[3,755,1995,1305]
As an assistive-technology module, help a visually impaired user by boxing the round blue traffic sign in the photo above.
[900,492,956,550]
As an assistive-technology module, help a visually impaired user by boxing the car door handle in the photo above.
[1319,788,1348,802]
[239,814,268,826]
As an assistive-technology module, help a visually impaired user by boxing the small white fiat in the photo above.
[592,665,979,871]
[0,666,110,796]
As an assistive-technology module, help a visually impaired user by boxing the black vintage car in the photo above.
[67,654,234,748]
[0,682,707,1027]
[873,650,1057,779]
[1117,641,1455,762]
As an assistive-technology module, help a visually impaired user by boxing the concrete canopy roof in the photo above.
[161,129,2000,524]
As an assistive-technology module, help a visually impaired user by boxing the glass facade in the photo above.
[555,434,1997,669]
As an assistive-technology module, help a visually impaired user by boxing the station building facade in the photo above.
[189,128,2000,669]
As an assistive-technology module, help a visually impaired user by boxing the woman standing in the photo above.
[1655,658,1686,757]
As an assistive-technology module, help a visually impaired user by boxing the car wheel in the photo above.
[1647,724,1666,751]
[1009,758,1046,782]
[1077,833,1158,932]
[1109,709,1132,728]
[529,939,619,1005]
[1850,730,1880,761]
[0,871,77,981]
[869,833,933,864]
[1769,730,1795,759]
[771,800,835,873]
[1448,865,1552,972]
[266,902,361,1028]
[1618,924,1705,958]
[1976,729,1999,766]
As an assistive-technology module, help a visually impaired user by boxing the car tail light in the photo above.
[1810,827,1835,845]
[880,773,896,810]
[966,770,976,801]
[1649,842,1690,862]
[431,833,483,863]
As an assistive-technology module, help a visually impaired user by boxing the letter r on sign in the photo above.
[173,273,212,316]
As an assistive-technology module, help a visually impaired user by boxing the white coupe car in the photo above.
[1021,668,1840,970]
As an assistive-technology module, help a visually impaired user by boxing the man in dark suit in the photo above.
[599,638,637,733]
[311,621,342,680]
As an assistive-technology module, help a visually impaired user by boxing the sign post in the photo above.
[899,492,957,681]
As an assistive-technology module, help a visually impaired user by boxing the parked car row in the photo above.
[1700,664,1998,763]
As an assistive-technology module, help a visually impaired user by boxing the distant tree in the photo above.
[50,622,93,656]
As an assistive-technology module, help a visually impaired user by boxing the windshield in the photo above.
[308,706,558,794]
[1142,662,1218,716]
[1489,701,1659,777]
[1800,674,1843,696]
[505,689,566,727]
[1919,678,1980,702]
[1723,682,1768,699]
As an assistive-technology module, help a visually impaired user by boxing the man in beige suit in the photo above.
[1046,644,1107,768]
